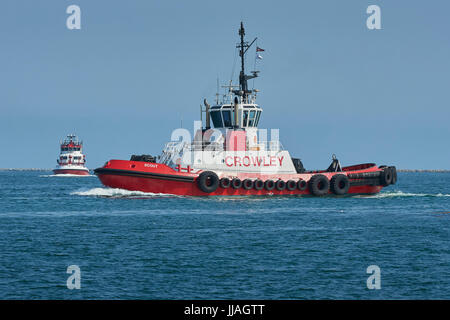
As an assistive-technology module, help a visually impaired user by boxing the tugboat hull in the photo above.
[94,160,394,196]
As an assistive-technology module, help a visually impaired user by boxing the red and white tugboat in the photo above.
[53,134,90,175]
[95,23,397,196]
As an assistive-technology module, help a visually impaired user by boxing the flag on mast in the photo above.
[256,46,265,52]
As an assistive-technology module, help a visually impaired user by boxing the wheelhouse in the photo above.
[209,104,263,129]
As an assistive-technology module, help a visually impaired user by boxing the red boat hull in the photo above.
[94,160,393,196]
[53,169,90,176]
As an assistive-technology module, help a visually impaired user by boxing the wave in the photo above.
[71,187,450,199]
[71,187,178,198]
[40,174,95,178]
[361,191,450,198]
[0,168,51,171]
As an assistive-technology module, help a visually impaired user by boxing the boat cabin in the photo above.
[209,104,263,129]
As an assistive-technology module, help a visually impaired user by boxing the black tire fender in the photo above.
[197,171,219,193]
[330,174,350,195]
[297,179,307,191]
[219,177,231,189]
[390,166,397,185]
[264,180,275,191]
[286,180,297,191]
[254,179,264,190]
[380,167,393,186]
[308,174,330,196]
[275,180,286,191]
[243,179,254,190]
[231,178,242,189]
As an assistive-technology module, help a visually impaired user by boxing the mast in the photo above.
[239,22,246,93]
[235,22,258,103]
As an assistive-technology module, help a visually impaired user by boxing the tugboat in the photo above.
[94,23,397,196]
[53,134,90,175]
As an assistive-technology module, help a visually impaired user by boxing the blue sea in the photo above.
[0,170,449,299]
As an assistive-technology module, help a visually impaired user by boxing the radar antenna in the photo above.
[234,22,258,102]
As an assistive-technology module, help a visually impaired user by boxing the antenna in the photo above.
[235,22,258,102]
[216,77,220,104]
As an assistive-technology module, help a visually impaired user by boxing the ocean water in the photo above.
[0,170,449,299]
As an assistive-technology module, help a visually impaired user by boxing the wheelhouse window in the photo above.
[248,110,256,127]
[222,110,232,127]
[255,110,261,126]
[243,110,249,127]
[210,111,223,128]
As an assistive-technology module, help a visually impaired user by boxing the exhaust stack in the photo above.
[234,97,240,128]
[204,99,211,129]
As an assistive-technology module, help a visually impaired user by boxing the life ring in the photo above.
[231,178,242,189]
[380,167,393,186]
[220,177,231,189]
[330,174,350,195]
[254,179,264,190]
[197,171,219,193]
[243,179,254,190]
[297,179,307,191]
[264,179,275,191]
[308,174,330,196]
[275,180,286,191]
[286,180,297,191]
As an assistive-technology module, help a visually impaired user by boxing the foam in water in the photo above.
[40,174,95,178]
[71,188,450,199]
[362,191,450,198]
[71,187,176,198]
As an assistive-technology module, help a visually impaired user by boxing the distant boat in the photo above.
[53,134,89,175]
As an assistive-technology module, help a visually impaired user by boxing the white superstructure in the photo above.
[53,134,89,175]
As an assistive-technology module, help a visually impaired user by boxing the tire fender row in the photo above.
[348,166,397,187]
[197,171,352,196]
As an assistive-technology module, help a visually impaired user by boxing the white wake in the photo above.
[71,187,177,198]
[362,191,450,198]
[40,174,95,178]
[70,188,449,199]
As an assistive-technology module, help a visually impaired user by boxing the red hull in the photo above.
[95,160,393,196]
[53,169,90,176]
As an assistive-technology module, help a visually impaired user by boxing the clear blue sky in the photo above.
[1,0,449,169]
